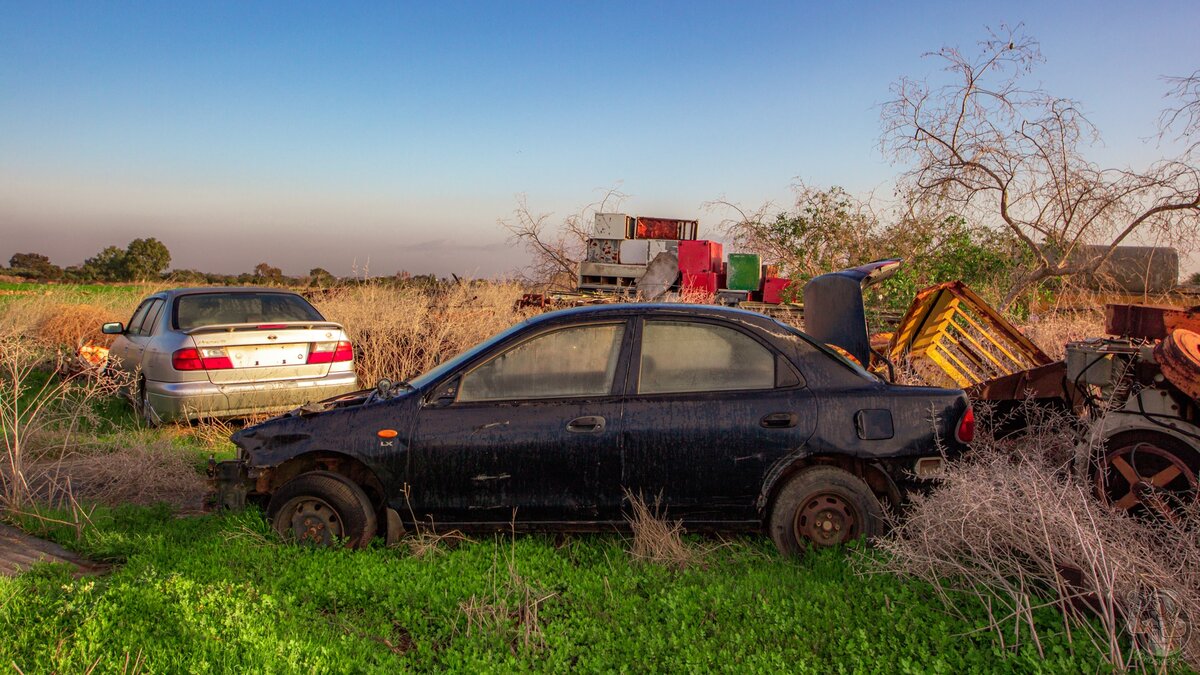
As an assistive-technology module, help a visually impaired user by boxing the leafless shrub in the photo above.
[392,485,472,559]
[875,413,1200,670]
[501,188,627,289]
[33,303,119,349]
[21,436,207,511]
[314,281,534,386]
[1019,310,1106,361]
[458,517,555,652]
[674,286,717,305]
[0,336,133,509]
[623,490,696,569]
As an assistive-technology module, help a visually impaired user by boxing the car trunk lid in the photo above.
[185,322,346,385]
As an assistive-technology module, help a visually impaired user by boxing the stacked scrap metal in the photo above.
[579,213,796,304]
[579,213,699,292]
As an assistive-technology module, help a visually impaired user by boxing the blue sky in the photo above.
[1,1,1197,277]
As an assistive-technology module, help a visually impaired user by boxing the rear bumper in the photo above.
[146,371,359,421]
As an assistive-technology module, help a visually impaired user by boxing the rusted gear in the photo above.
[1096,441,1198,522]
[1155,328,1200,401]
[284,497,343,546]
[794,493,859,547]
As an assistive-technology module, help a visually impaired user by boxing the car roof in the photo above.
[149,287,307,299]
[525,302,782,326]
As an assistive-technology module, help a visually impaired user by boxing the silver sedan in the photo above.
[102,287,359,424]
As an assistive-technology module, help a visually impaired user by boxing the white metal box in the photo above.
[619,240,650,265]
[594,213,635,239]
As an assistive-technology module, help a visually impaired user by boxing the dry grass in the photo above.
[0,336,134,509]
[876,410,1200,670]
[33,304,121,349]
[457,565,555,653]
[0,285,153,343]
[314,281,534,386]
[21,436,207,511]
[623,490,698,569]
[1019,310,1107,360]
[457,518,556,652]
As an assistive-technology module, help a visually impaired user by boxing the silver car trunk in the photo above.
[186,322,344,385]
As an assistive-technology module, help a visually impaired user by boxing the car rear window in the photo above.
[173,292,325,331]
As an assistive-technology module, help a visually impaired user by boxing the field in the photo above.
[0,281,1189,672]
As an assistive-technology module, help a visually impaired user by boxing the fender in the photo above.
[1074,408,1200,471]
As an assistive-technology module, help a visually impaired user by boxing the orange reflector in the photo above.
[377,429,399,439]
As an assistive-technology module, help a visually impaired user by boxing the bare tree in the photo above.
[882,25,1200,307]
[500,188,627,289]
[1161,68,1200,156]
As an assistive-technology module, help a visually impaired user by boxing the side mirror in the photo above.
[101,322,125,335]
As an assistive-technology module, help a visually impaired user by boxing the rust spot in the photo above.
[1155,328,1200,400]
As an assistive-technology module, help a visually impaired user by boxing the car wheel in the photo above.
[135,380,162,428]
[768,465,884,555]
[267,471,377,549]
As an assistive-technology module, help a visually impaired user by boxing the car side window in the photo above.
[639,321,775,394]
[457,323,625,402]
[136,299,165,336]
[126,301,153,335]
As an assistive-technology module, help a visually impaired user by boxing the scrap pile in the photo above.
[579,213,794,303]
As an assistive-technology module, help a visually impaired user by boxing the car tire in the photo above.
[267,471,377,549]
[768,465,884,555]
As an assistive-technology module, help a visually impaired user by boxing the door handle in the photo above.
[567,415,605,433]
[760,412,797,429]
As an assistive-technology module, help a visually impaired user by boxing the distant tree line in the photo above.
[6,238,171,282]
[3,239,442,288]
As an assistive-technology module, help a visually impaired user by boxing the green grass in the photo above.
[0,506,1110,673]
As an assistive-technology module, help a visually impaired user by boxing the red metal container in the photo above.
[682,271,722,294]
[636,217,698,240]
[677,240,724,274]
[762,277,793,304]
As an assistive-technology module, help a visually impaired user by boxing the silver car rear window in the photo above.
[173,292,324,330]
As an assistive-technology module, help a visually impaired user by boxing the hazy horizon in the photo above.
[2,1,1197,278]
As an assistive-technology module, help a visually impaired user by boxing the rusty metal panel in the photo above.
[586,238,621,263]
[1106,303,1200,339]
[635,217,697,240]
[1155,328,1200,401]
[888,281,1051,388]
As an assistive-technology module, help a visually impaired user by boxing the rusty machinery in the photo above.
[890,292,1200,520]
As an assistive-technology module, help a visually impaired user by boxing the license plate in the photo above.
[227,344,310,368]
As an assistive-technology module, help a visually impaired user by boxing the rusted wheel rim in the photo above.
[1096,442,1198,522]
[283,497,343,546]
[794,493,859,547]
[1156,329,1200,401]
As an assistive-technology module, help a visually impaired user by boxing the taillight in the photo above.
[307,341,353,364]
[955,406,976,444]
[172,347,233,370]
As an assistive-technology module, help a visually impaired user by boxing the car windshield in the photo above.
[407,319,534,390]
[174,292,325,330]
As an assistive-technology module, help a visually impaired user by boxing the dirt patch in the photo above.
[0,523,106,577]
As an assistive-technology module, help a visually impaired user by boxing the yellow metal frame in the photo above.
[888,282,1051,388]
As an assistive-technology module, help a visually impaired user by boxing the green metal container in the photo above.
[725,253,762,291]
